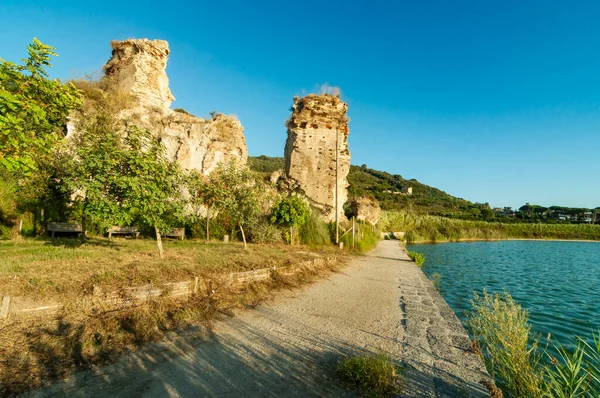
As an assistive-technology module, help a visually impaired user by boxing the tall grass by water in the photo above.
[379,210,600,242]
[469,290,600,398]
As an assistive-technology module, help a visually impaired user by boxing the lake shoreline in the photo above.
[407,237,600,244]
[409,239,600,361]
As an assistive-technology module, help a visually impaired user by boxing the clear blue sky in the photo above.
[2,0,599,209]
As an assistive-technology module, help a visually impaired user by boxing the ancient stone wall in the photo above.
[284,94,350,222]
[101,39,247,174]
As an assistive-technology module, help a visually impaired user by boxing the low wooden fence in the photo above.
[0,257,335,320]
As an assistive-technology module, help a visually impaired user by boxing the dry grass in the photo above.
[0,237,341,300]
[0,238,346,397]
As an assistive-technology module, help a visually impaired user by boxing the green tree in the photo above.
[185,170,225,242]
[61,123,184,257]
[481,207,495,221]
[121,127,185,258]
[0,38,81,172]
[62,108,131,237]
[207,161,262,249]
[271,195,309,245]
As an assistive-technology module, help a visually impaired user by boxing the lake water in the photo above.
[407,240,600,351]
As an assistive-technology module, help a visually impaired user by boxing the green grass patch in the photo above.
[338,354,402,397]
[408,251,425,266]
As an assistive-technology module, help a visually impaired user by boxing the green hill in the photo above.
[248,155,481,217]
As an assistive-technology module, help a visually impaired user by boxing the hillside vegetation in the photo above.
[249,155,478,217]
[380,210,600,242]
[249,156,600,224]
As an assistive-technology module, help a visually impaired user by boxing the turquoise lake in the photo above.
[407,240,600,350]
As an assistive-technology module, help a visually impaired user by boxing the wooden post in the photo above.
[1,296,10,319]
[352,217,355,249]
[335,128,339,245]
[193,277,199,294]
[19,219,22,234]
[206,206,210,243]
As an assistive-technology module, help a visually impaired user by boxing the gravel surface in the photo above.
[25,240,490,397]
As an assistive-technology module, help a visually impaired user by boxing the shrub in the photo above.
[247,216,282,244]
[299,212,331,245]
[271,196,309,245]
[338,354,401,396]
[408,251,425,266]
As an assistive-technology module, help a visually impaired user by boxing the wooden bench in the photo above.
[47,222,84,239]
[108,226,140,239]
[165,228,185,240]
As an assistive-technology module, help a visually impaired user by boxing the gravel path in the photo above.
[25,240,490,397]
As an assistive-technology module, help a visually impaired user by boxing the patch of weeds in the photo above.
[407,251,425,266]
[430,273,441,292]
[338,354,402,397]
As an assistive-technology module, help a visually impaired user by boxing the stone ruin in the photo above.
[104,39,175,109]
[351,197,381,226]
[283,94,350,222]
[101,39,247,174]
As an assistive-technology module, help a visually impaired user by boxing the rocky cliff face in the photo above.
[351,197,381,226]
[104,39,175,110]
[102,39,247,174]
[284,94,350,222]
[158,112,246,175]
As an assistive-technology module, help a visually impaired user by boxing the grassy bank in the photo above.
[0,238,341,301]
[379,211,600,243]
[0,237,347,396]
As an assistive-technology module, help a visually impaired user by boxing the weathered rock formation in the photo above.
[147,111,247,175]
[351,197,381,226]
[104,39,175,110]
[284,94,350,222]
[101,38,247,174]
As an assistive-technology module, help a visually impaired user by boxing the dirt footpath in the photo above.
[25,241,490,397]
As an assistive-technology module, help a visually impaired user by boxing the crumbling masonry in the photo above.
[284,94,350,222]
